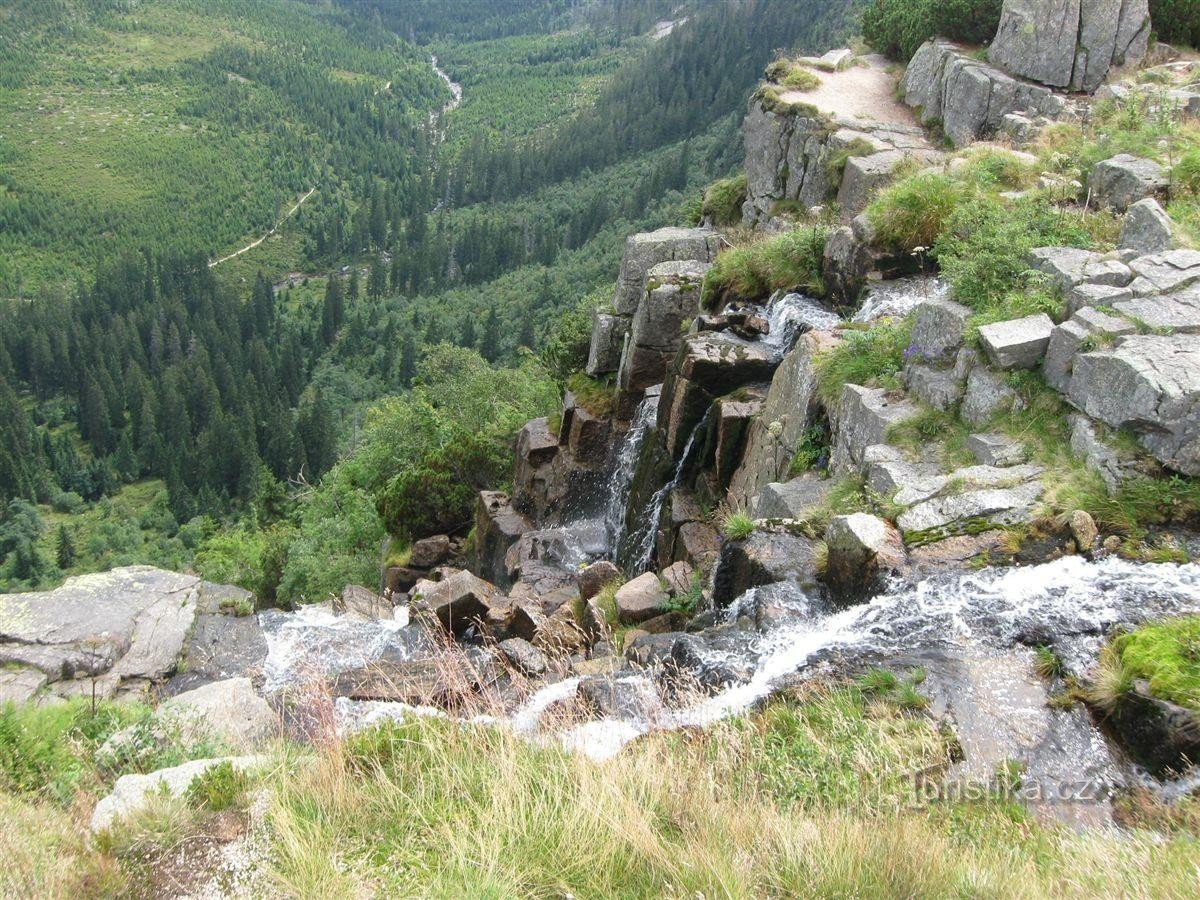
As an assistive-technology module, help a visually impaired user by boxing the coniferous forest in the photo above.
[0,0,864,596]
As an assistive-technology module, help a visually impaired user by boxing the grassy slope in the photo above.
[7,683,1200,895]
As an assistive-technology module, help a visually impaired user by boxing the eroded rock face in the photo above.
[989,0,1149,92]
[618,259,711,392]
[1120,198,1175,254]
[0,567,210,700]
[471,491,533,589]
[824,513,908,605]
[903,39,1065,147]
[831,384,919,474]
[712,528,822,606]
[1068,333,1200,476]
[613,227,722,316]
[411,570,504,638]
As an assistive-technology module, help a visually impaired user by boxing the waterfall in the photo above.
[625,409,712,574]
[760,291,842,354]
[852,275,949,323]
[604,395,658,555]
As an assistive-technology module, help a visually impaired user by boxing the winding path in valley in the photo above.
[208,186,316,268]
[209,56,461,270]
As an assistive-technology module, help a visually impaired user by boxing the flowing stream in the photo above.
[514,556,1200,759]
[605,394,658,554]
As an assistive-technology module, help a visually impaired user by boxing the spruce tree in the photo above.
[480,306,501,363]
[55,525,75,569]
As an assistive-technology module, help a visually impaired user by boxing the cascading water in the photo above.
[604,394,658,555]
[760,291,842,352]
[510,556,1200,760]
[852,275,949,323]
[625,409,712,574]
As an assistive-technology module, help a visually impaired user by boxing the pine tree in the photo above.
[518,306,535,350]
[55,525,75,569]
[460,315,477,349]
[296,388,337,481]
[480,306,501,362]
[321,277,345,344]
[347,268,360,300]
[368,256,387,300]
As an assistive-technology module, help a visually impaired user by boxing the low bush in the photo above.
[722,510,755,541]
[814,317,912,404]
[867,172,965,253]
[861,0,1003,62]
[703,226,828,306]
[701,174,747,227]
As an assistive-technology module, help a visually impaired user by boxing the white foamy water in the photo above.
[853,276,949,323]
[523,557,1200,759]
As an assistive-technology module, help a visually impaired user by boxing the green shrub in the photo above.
[933,195,1102,309]
[186,760,253,812]
[540,291,602,389]
[1174,148,1200,196]
[782,66,820,91]
[814,317,912,404]
[704,226,828,306]
[862,0,1003,62]
[701,174,747,227]
[867,172,965,253]
[1149,0,1200,48]
[566,372,616,419]
[722,511,755,541]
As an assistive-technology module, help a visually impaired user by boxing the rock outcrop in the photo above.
[902,39,1067,147]
[0,567,249,701]
[989,0,1150,93]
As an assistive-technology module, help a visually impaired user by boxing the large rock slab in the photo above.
[615,572,668,624]
[1120,198,1175,254]
[728,330,839,507]
[91,755,266,833]
[1127,249,1200,296]
[167,582,265,695]
[754,474,835,520]
[613,227,721,315]
[977,314,1054,370]
[471,491,533,589]
[902,39,1065,147]
[831,384,920,474]
[824,513,907,605]
[990,0,1149,92]
[910,296,971,360]
[411,569,504,638]
[1068,333,1200,475]
[586,310,629,377]
[0,566,205,698]
[159,677,279,749]
[1089,154,1168,212]
[712,528,822,606]
[897,481,1045,539]
[619,259,710,392]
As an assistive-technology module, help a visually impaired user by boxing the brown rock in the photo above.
[409,534,452,569]
[615,572,668,624]
[1069,510,1099,552]
[578,560,621,601]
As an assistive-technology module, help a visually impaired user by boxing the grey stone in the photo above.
[1082,258,1134,287]
[1128,248,1200,294]
[577,675,659,720]
[498,638,549,677]
[966,433,1028,467]
[578,560,621,601]
[619,259,710,392]
[824,513,908,604]
[1089,154,1168,212]
[471,491,533,589]
[412,569,503,637]
[159,677,279,749]
[1068,334,1200,475]
[867,456,946,507]
[0,566,204,699]
[586,311,629,377]
[838,150,929,221]
[905,363,965,412]
[822,225,872,306]
[660,561,695,596]
[961,367,1019,427]
[334,585,391,621]
[91,755,265,832]
[0,667,47,703]
[614,572,668,625]
[911,296,972,359]
[711,528,822,606]
[613,227,721,315]
[409,534,452,569]
[831,384,920,474]
[1120,198,1175,253]
[1042,308,1136,392]
[1027,247,1103,291]
[978,314,1054,369]
[897,481,1045,537]
[754,474,835,519]
[1112,293,1200,333]
[1066,282,1133,315]
[903,40,1063,147]
[990,0,1149,92]
[1070,413,1126,492]
[167,583,266,695]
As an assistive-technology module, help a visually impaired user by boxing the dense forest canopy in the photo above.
[0,0,862,597]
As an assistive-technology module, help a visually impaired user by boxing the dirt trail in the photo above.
[780,54,917,127]
[208,187,316,269]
